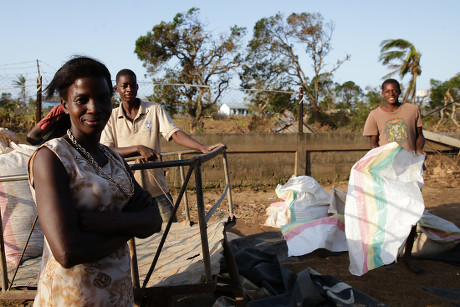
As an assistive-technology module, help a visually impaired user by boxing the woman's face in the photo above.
[62,76,112,139]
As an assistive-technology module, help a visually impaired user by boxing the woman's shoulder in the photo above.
[41,137,71,151]
[30,138,70,177]
[37,137,77,163]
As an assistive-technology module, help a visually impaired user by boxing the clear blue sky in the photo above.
[1,0,459,92]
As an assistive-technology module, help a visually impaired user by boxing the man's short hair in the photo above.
[381,79,401,92]
[116,69,137,83]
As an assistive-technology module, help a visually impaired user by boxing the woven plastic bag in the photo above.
[0,140,43,265]
[275,175,330,224]
[345,142,425,276]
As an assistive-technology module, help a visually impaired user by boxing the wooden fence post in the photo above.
[298,87,304,134]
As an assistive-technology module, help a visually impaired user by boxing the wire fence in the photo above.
[0,60,299,115]
[2,61,454,120]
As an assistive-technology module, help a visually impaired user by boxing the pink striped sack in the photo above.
[345,142,425,276]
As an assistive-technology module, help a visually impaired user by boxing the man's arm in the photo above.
[369,135,379,149]
[100,112,161,161]
[171,130,225,153]
[415,126,425,155]
[27,125,44,145]
[110,145,161,161]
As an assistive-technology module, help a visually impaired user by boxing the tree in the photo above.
[429,74,460,109]
[245,12,349,121]
[335,81,362,109]
[13,75,27,107]
[135,8,246,130]
[0,93,18,125]
[364,86,383,108]
[379,39,422,104]
[0,93,14,107]
[240,61,295,117]
[429,74,460,127]
[146,71,186,117]
[317,76,336,110]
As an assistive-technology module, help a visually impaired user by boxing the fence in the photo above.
[3,60,457,130]
[0,60,300,122]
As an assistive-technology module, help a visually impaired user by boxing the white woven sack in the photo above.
[0,142,43,265]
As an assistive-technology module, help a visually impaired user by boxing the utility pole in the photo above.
[298,87,304,134]
[36,60,42,122]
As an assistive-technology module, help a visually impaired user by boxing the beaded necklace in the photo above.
[67,129,134,198]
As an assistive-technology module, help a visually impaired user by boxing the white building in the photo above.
[416,89,430,98]
[218,102,249,116]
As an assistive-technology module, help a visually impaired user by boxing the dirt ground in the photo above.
[4,155,459,307]
[175,154,460,307]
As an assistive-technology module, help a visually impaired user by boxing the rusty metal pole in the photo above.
[194,163,213,282]
[298,87,304,134]
[295,88,304,176]
[178,153,190,222]
[222,150,234,217]
[0,209,9,291]
[36,60,42,122]
[128,238,140,288]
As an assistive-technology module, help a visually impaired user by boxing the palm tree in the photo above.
[379,39,422,104]
[13,75,27,107]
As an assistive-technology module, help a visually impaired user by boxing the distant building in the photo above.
[218,102,249,116]
[42,101,60,109]
[416,89,430,98]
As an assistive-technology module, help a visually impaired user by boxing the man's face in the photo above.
[116,74,138,103]
[382,83,400,105]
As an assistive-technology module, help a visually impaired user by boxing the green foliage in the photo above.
[335,81,362,109]
[13,75,27,107]
[245,11,349,120]
[0,93,14,107]
[317,77,337,110]
[347,103,373,130]
[111,97,120,108]
[429,79,449,108]
[429,73,460,109]
[305,99,373,131]
[240,56,295,117]
[306,109,348,129]
[379,39,422,103]
[134,8,246,130]
[28,97,36,107]
[364,87,383,108]
[148,76,184,116]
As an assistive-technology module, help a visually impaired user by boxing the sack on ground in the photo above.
[0,137,43,265]
[274,175,330,224]
[405,210,460,257]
